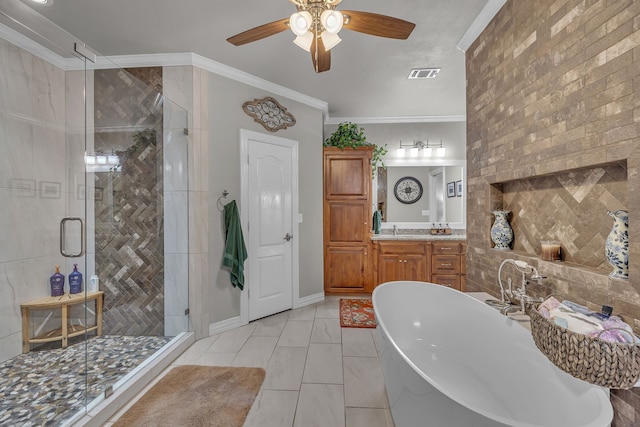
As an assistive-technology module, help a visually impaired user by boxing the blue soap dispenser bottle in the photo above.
[69,264,83,294]
[50,265,65,297]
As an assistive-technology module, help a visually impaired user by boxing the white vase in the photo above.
[605,210,628,279]
[491,210,513,250]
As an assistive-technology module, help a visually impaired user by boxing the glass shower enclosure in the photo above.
[0,1,190,424]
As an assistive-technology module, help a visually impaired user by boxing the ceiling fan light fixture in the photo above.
[320,9,343,34]
[290,11,312,36]
[293,31,314,51]
[321,32,341,51]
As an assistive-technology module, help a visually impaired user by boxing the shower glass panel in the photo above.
[0,1,190,424]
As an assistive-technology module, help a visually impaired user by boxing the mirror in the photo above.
[374,161,465,228]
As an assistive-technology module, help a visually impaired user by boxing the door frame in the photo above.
[429,167,444,223]
[239,129,300,325]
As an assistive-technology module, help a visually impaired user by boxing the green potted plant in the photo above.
[324,122,387,171]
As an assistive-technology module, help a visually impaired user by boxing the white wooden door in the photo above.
[244,132,297,321]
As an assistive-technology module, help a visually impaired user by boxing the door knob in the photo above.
[283,233,293,241]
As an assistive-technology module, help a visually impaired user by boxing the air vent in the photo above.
[408,68,441,79]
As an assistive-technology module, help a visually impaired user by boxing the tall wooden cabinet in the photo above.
[323,146,373,293]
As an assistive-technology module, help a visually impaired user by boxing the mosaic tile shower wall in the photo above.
[94,67,164,336]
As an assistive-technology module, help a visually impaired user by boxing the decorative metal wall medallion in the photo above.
[242,96,296,132]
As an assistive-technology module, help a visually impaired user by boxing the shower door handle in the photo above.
[60,217,85,257]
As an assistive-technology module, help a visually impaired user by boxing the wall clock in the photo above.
[394,176,423,204]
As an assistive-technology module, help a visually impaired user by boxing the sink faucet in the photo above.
[496,259,546,314]
[393,225,398,236]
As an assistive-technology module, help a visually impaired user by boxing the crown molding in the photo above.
[325,115,466,125]
[456,0,507,52]
[69,52,330,116]
[1,20,467,125]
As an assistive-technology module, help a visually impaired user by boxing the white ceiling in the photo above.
[16,0,493,121]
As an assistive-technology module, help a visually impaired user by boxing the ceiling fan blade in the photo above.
[310,35,331,73]
[341,10,415,39]
[227,18,290,46]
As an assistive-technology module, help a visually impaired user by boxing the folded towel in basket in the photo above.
[549,304,604,336]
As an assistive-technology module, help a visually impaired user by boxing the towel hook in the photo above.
[217,190,229,211]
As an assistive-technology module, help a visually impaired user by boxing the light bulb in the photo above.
[290,11,312,36]
[85,155,96,165]
[410,147,419,157]
[96,155,107,164]
[396,148,406,158]
[321,10,343,34]
[423,148,432,157]
[436,147,446,157]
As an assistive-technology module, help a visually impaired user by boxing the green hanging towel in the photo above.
[372,210,382,234]
[223,200,248,290]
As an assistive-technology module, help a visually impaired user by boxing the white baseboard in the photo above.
[209,316,243,336]
[297,292,325,308]
[209,294,323,334]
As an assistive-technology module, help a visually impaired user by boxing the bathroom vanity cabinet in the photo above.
[373,240,466,291]
[376,242,430,283]
[323,146,374,293]
[431,241,466,291]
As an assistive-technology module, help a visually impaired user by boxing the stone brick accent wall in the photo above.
[465,1,640,424]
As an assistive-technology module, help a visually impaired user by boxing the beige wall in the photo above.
[466,0,640,422]
[207,73,325,324]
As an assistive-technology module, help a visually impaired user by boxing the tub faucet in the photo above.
[496,259,546,314]
[393,225,398,236]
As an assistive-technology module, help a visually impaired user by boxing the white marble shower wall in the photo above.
[163,65,209,339]
[0,37,73,362]
[162,94,190,337]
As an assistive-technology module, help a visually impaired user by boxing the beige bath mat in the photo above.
[113,365,265,426]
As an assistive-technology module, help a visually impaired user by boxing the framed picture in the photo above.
[447,182,455,198]
[40,181,61,199]
[456,180,463,197]
[9,178,36,198]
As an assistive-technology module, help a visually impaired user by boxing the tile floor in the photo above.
[106,295,394,427]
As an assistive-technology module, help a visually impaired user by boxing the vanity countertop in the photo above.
[371,234,467,241]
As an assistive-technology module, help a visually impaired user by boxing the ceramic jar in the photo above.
[491,210,513,250]
[605,209,628,279]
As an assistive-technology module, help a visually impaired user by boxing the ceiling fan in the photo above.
[227,0,415,73]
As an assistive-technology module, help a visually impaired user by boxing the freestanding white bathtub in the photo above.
[372,281,613,427]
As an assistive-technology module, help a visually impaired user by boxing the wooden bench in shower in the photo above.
[20,291,104,353]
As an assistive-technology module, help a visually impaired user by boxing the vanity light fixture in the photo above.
[395,140,446,158]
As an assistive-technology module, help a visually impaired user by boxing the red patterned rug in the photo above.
[339,298,376,328]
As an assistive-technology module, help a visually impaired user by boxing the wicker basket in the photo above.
[529,307,640,389]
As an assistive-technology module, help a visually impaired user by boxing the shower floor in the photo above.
[0,335,172,426]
